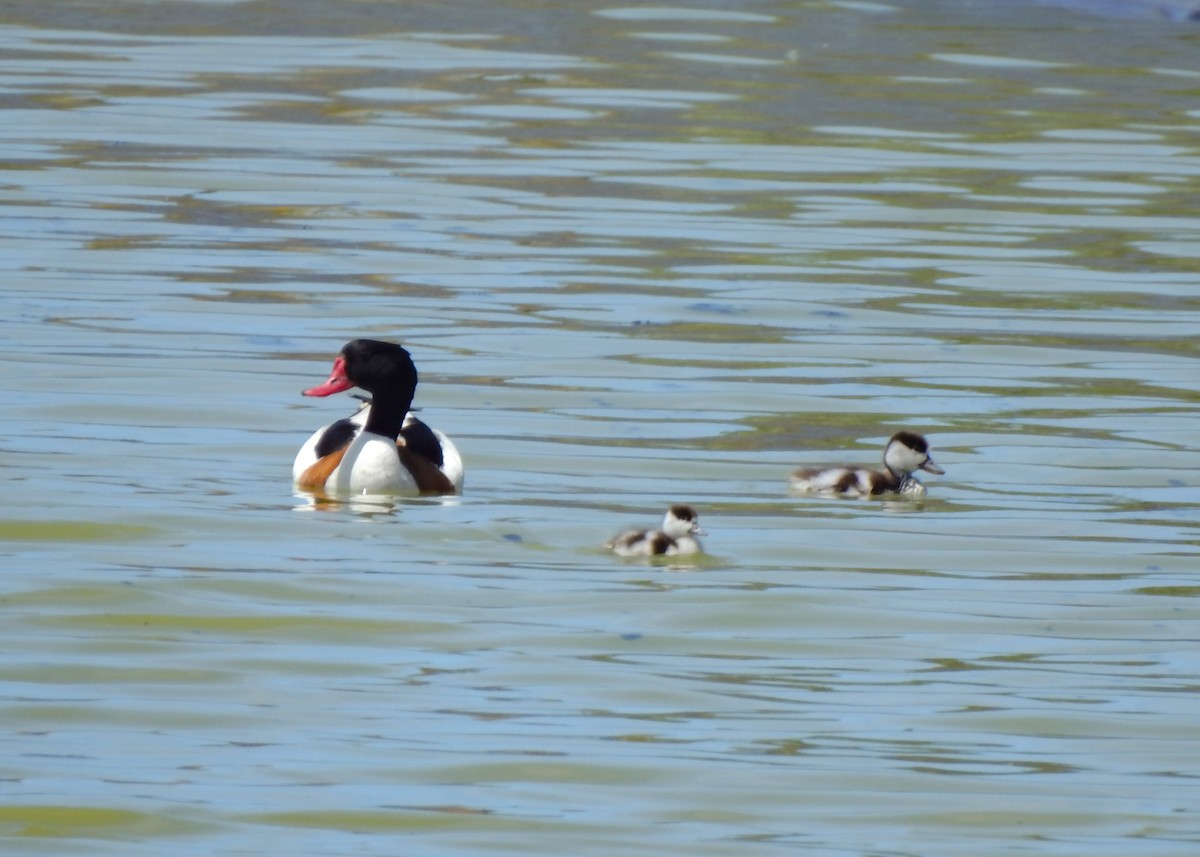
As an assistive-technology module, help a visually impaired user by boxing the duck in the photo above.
[292,339,464,496]
[606,505,706,557]
[790,431,944,497]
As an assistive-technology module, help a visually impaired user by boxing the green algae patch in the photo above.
[243,807,565,836]
[0,805,208,839]
[0,520,156,542]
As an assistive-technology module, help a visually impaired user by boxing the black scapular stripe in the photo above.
[315,418,360,458]
[401,417,444,468]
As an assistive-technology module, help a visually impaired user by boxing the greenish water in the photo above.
[2,1,1199,855]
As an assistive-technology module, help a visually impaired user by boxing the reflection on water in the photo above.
[2,1,1199,855]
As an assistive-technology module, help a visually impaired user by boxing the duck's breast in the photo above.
[666,535,702,556]
[330,432,417,495]
[894,476,927,496]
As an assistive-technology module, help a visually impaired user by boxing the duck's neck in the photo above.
[362,388,414,441]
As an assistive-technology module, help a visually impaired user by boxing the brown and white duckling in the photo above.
[790,431,944,497]
[293,339,464,496]
[606,505,706,557]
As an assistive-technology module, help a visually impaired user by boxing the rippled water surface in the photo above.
[3,1,1200,854]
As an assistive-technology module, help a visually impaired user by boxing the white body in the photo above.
[293,408,464,496]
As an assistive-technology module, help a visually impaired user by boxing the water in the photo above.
[2,1,1199,854]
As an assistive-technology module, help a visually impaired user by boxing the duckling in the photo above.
[790,431,944,497]
[606,505,705,557]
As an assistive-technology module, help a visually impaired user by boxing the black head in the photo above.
[889,431,928,454]
[340,339,417,395]
[302,339,420,442]
[668,504,698,524]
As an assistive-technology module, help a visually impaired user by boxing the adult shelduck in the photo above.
[293,339,464,496]
[605,505,706,557]
[790,431,944,497]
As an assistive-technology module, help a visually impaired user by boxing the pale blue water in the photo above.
[2,1,1199,855]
